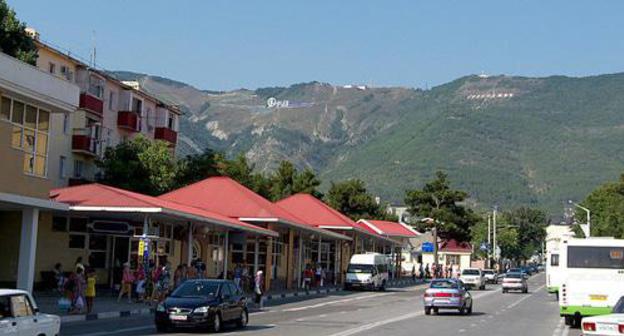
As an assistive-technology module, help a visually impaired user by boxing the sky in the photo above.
[9,0,624,91]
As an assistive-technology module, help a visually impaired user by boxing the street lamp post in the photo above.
[568,200,591,238]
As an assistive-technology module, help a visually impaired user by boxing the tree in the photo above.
[404,171,478,242]
[573,175,624,239]
[500,207,548,261]
[270,161,323,201]
[215,153,272,199]
[0,0,38,65]
[96,136,178,195]
[470,218,519,260]
[326,179,393,221]
[175,148,220,188]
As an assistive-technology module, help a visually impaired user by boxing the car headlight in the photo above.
[156,304,166,312]
[193,306,210,314]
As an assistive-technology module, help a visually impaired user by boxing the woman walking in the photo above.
[254,270,264,309]
[117,263,134,303]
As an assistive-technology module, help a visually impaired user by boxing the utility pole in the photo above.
[487,214,491,268]
[433,225,438,277]
[493,207,498,269]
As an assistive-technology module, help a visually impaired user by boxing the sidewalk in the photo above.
[41,278,425,324]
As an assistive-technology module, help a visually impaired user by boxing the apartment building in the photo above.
[32,33,180,187]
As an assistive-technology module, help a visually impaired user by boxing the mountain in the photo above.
[109,71,624,213]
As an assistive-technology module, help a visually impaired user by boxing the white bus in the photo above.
[559,237,624,327]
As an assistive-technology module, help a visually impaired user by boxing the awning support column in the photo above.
[297,233,303,288]
[223,231,229,279]
[187,222,193,265]
[317,237,321,264]
[17,208,39,293]
[253,237,259,275]
[286,229,294,289]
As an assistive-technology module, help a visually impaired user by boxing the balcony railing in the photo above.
[117,111,139,131]
[72,133,101,156]
[154,127,178,145]
[79,93,104,116]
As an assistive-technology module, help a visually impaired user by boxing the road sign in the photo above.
[138,239,145,257]
[422,242,434,252]
[480,242,490,252]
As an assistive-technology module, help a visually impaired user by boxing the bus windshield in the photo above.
[567,246,624,269]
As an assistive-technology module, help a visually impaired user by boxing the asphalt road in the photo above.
[62,273,577,336]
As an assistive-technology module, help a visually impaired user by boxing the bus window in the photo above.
[551,254,559,266]
[568,246,624,269]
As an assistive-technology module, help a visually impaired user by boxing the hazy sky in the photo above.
[10,0,624,90]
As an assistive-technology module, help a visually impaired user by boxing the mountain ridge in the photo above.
[108,70,624,213]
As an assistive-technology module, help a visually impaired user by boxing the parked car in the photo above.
[0,289,60,336]
[507,268,528,278]
[423,279,473,315]
[482,269,497,284]
[155,279,248,333]
[502,273,528,293]
[344,253,389,291]
[459,268,486,290]
[580,296,624,335]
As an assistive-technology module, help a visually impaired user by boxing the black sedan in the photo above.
[155,279,248,332]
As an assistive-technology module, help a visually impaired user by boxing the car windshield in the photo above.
[348,264,375,273]
[462,269,480,275]
[430,280,458,289]
[483,270,494,274]
[509,268,521,273]
[613,297,624,313]
[506,273,523,279]
[170,281,220,298]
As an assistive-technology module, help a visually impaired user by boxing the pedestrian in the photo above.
[418,263,424,280]
[303,265,313,291]
[135,264,146,303]
[315,264,322,287]
[254,270,264,309]
[425,263,431,279]
[234,264,243,288]
[411,265,416,281]
[150,264,163,305]
[187,260,198,279]
[156,263,171,302]
[117,263,134,303]
[241,265,250,292]
[75,257,85,273]
[70,267,86,314]
[53,263,65,295]
[85,268,96,314]
[173,265,184,288]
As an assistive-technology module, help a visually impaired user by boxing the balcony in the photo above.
[117,111,139,131]
[72,134,100,156]
[154,127,178,145]
[79,93,103,116]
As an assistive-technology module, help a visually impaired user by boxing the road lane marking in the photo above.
[506,284,546,309]
[282,292,392,312]
[326,288,499,336]
[78,325,153,336]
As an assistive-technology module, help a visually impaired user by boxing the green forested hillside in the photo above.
[110,71,624,212]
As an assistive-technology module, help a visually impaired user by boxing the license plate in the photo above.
[169,314,188,321]
[589,294,607,301]
[597,324,617,332]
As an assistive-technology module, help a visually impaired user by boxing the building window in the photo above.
[63,113,70,134]
[52,216,68,232]
[69,234,86,249]
[69,217,88,232]
[59,156,66,179]
[88,75,104,99]
[2,95,50,177]
[48,62,56,74]
[167,113,175,130]
[74,160,84,178]
[108,91,115,110]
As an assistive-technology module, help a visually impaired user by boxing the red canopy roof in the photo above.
[49,183,278,237]
[276,194,397,244]
[358,219,420,238]
[160,177,349,240]
[439,239,472,253]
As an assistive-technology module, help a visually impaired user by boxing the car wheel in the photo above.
[212,313,222,332]
[236,309,248,329]
[502,289,507,294]
[425,307,431,315]
[433,308,439,315]
[344,284,351,291]
[459,305,466,315]
[156,322,169,333]
[380,280,386,292]
[523,288,528,294]
[467,303,473,315]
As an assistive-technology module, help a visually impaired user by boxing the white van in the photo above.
[0,289,61,336]
[345,253,389,291]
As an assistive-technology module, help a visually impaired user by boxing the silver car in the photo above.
[423,279,473,315]
[501,272,528,293]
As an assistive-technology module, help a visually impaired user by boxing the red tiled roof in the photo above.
[276,194,397,244]
[358,219,420,238]
[439,239,472,253]
[49,183,277,237]
[160,177,350,240]
[275,194,356,228]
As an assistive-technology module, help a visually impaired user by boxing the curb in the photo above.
[59,279,424,324]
